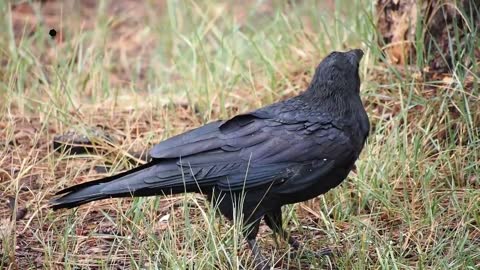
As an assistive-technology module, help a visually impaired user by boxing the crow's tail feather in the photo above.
[50,162,190,210]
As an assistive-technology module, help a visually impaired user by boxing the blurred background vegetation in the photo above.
[0,0,478,269]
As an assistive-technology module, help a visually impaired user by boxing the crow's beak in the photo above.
[347,49,364,66]
[350,49,364,60]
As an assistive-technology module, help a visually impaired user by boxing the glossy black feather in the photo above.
[51,50,370,263]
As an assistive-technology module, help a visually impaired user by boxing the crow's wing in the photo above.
[148,111,353,191]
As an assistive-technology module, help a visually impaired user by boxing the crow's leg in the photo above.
[247,239,271,270]
[264,209,333,258]
[245,220,271,270]
[264,208,300,249]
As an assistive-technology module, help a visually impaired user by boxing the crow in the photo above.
[51,49,369,269]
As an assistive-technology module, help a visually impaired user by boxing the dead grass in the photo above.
[1,0,479,269]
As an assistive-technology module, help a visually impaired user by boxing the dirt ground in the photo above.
[1,0,478,269]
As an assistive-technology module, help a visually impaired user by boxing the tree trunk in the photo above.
[375,0,480,72]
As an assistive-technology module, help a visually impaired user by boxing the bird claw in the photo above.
[247,239,272,270]
[288,236,301,250]
[314,247,334,257]
[289,246,334,260]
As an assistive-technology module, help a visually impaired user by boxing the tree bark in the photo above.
[375,0,480,72]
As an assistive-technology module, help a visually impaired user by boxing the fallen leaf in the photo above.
[442,76,454,84]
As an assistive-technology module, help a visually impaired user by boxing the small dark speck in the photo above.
[49,29,57,38]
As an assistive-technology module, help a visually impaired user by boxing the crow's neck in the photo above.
[301,82,359,116]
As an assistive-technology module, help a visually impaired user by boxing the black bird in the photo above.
[51,49,369,269]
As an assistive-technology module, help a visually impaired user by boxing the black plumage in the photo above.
[51,49,369,269]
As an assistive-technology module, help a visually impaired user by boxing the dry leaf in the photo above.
[442,76,454,84]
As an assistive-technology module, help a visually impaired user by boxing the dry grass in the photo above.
[0,0,479,269]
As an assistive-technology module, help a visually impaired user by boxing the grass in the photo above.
[0,0,479,269]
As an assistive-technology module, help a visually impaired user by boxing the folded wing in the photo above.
[146,110,353,192]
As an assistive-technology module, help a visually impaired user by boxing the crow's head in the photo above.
[308,49,363,95]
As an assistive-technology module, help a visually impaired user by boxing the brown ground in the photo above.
[1,1,478,269]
